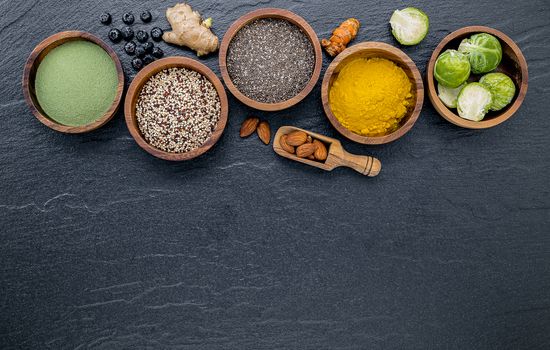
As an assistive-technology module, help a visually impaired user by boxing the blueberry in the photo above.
[122,12,135,25]
[151,47,164,58]
[132,58,144,71]
[143,42,154,53]
[136,30,149,43]
[143,55,155,65]
[150,27,163,42]
[135,45,146,58]
[121,26,134,41]
[100,13,111,25]
[108,28,122,43]
[140,11,152,23]
[124,41,136,55]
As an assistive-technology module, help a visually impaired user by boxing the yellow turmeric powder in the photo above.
[329,57,413,137]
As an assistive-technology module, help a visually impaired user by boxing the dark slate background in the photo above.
[1,0,549,349]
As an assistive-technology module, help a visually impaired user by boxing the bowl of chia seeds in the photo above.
[219,8,322,111]
[124,57,229,161]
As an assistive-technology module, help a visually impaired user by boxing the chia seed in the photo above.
[227,18,315,104]
[136,68,221,153]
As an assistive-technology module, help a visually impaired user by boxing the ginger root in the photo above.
[163,3,219,57]
[321,18,360,57]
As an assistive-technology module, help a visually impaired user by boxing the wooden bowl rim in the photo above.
[321,41,424,145]
[124,56,229,162]
[22,30,125,134]
[219,8,323,112]
[426,26,529,129]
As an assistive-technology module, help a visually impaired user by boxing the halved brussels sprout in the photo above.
[390,7,430,46]
[457,83,493,121]
[479,72,516,111]
[434,50,471,88]
[458,33,502,74]
[438,82,466,109]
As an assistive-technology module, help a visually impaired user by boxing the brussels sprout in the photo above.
[457,83,493,121]
[458,33,502,74]
[479,72,516,111]
[434,50,471,88]
[390,7,429,46]
[438,82,466,109]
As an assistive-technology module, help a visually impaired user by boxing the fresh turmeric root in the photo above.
[321,18,360,57]
[163,3,219,57]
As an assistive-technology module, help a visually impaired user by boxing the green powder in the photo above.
[35,40,118,127]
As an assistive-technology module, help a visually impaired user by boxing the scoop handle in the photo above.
[339,150,381,177]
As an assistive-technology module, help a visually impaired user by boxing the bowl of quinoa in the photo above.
[124,57,228,161]
[219,8,323,111]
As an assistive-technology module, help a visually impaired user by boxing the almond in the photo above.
[296,143,317,158]
[313,139,328,161]
[279,134,295,154]
[257,121,271,145]
[307,135,313,143]
[307,154,316,160]
[286,131,308,146]
[240,117,259,138]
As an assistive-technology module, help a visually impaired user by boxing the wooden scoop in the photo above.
[273,126,381,177]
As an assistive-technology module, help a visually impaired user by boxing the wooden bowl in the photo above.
[22,31,124,133]
[427,26,528,129]
[321,42,424,145]
[219,8,323,111]
[124,57,229,161]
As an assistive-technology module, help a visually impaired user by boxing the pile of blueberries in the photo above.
[100,11,164,71]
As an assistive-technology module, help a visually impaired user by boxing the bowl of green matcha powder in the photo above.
[23,31,124,133]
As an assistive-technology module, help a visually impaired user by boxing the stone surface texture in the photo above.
[1,0,549,349]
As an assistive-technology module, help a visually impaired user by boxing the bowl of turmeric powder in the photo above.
[321,42,424,144]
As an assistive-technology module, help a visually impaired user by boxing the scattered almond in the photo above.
[280,134,295,154]
[257,121,271,145]
[240,117,259,138]
[296,143,317,158]
[286,131,308,146]
[313,139,328,161]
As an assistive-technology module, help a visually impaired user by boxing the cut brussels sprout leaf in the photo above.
[480,72,516,111]
[390,7,429,46]
[438,82,466,109]
[458,33,502,74]
[457,83,493,121]
[434,50,471,88]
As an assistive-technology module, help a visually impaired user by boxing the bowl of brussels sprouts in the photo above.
[427,26,528,129]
